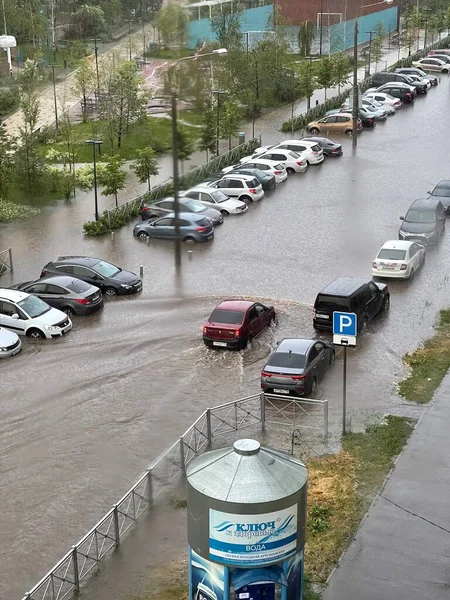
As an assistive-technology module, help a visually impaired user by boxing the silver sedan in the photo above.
[0,327,22,358]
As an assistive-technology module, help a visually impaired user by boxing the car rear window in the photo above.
[432,186,450,197]
[209,309,244,324]
[268,352,306,369]
[288,151,300,159]
[378,249,407,260]
[315,294,351,312]
[311,144,321,152]
[196,217,211,226]
[66,279,91,293]
[246,178,259,188]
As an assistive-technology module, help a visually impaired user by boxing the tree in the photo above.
[72,58,96,122]
[17,60,42,188]
[401,9,417,56]
[315,57,334,101]
[99,155,126,207]
[176,126,195,174]
[72,5,106,40]
[211,2,243,49]
[295,59,317,110]
[332,53,351,93]
[0,124,16,200]
[132,147,159,190]
[371,22,384,71]
[219,99,241,150]
[298,21,314,57]
[199,108,218,161]
[157,4,187,49]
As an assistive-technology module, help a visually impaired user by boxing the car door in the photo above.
[72,265,99,288]
[151,217,175,239]
[313,341,328,380]
[255,303,271,330]
[0,300,27,334]
[321,115,337,131]
[437,203,446,235]
[226,178,244,199]
[305,345,319,386]
[24,282,55,306]
[367,281,383,317]
[247,304,262,338]
[42,283,69,310]
[154,200,174,214]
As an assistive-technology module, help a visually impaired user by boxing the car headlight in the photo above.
[43,324,59,331]
[0,347,7,352]
[121,284,132,289]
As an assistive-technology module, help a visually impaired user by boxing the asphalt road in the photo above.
[2,80,450,599]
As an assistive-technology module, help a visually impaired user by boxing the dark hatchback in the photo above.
[40,256,142,297]
[10,276,103,316]
[203,299,275,349]
[301,136,343,157]
[428,180,450,214]
[399,198,446,244]
[141,197,223,225]
[134,212,214,243]
[227,167,276,191]
[261,338,334,397]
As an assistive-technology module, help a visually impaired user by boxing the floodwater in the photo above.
[2,80,450,599]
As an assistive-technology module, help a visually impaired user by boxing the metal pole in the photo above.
[51,65,58,130]
[113,505,120,547]
[94,35,100,95]
[260,392,266,430]
[147,468,154,507]
[424,17,428,49]
[216,92,221,157]
[206,409,212,446]
[171,90,181,271]
[93,143,99,221]
[128,19,132,61]
[319,0,323,55]
[307,57,312,110]
[342,345,347,435]
[368,31,373,76]
[8,247,13,272]
[352,17,359,152]
[2,0,12,75]
[179,436,186,474]
[72,546,80,592]
[323,398,329,438]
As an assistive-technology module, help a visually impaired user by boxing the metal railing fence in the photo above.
[22,392,327,600]
[0,247,13,275]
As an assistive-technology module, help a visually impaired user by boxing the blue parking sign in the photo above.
[333,312,357,336]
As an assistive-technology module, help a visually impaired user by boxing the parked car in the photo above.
[306,113,363,135]
[207,174,265,202]
[428,48,450,56]
[0,327,22,358]
[363,91,402,109]
[0,289,72,339]
[180,185,248,215]
[10,276,103,316]
[428,180,450,214]
[367,83,415,103]
[412,57,449,73]
[399,198,446,244]
[405,73,432,89]
[341,97,393,116]
[133,212,214,243]
[313,277,390,332]
[140,197,223,226]
[300,136,343,157]
[203,299,276,349]
[244,148,308,174]
[253,140,324,164]
[223,167,276,191]
[40,256,142,297]
[326,108,375,128]
[261,338,334,396]
[371,71,427,94]
[395,67,438,85]
[428,53,450,64]
[372,240,425,280]
[228,158,288,183]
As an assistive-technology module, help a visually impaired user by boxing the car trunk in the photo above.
[204,323,239,341]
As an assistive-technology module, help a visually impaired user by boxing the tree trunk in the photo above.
[228,137,231,151]
[115,192,118,208]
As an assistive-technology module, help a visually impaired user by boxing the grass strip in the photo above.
[398,308,450,403]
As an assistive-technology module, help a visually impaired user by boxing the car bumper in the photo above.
[0,339,22,358]
[324,149,343,157]
[308,155,324,164]
[275,172,288,183]
[313,318,332,331]
[195,232,214,243]
[78,299,104,315]
[372,268,409,279]
[49,322,73,339]
[261,381,304,396]
[416,87,428,94]
[213,216,224,225]
[118,281,143,294]
[230,205,249,214]
[250,191,265,201]
[262,181,276,191]
[399,233,436,245]
[293,164,308,173]
[203,336,240,349]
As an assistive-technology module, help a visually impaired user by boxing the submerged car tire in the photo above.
[345,129,353,136]
[104,287,117,297]
[286,167,295,174]
[383,296,390,311]
[309,127,319,134]
[309,377,317,395]
[138,231,149,240]
[409,268,415,281]
[239,336,248,350]
[62,306,75,316]
[27,328,45,339]
[184,236,196,243]
[220,210,229,216]
[241,195,252,203]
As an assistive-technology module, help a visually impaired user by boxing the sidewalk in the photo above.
[323,371,450,600]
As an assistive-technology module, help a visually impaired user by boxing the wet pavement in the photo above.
[3,78,450,599]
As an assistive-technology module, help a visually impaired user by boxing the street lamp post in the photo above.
[48,63,59,130]
[85,140,103,221]
[171,49,228,271]
[353,0,393,152]
[211,89,227,156]
[365,30,375,77]
[92,35,100,96]
[126,19,133,61]
[319,0,324,55]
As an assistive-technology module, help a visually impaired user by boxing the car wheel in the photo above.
[241,195,252,203]
[184,236,196,243]
[330,350,335,365]
[442,69,449,74]
[220,210,229,216]
[310,127,319,134]
[286,167,295,174]
[138,231,149,240]
[105,287,117,297]
[345,129,353,136]
[63,306,75,316]
[409,268,415,281]
[239,336,248,350]
[27,328,45,339]
[383,296,390,311]
[360,316,369,332]
[309,377,317,395]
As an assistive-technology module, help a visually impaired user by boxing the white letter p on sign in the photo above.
[339,315,352,331]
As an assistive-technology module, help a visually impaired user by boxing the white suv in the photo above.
[269,140,324,164]
[0,289,72,339]
[207,174,265,203]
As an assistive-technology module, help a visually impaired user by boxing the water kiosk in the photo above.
[187,439,308,600]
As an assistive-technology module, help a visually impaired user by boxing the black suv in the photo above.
[371,71,427,94]
[313,277,390,333]
[399,198,446,245]
[40,256,142,296]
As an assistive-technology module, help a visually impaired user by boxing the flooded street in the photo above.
[2,81,450,598]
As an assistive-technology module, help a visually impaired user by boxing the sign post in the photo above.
[332,312,357,436]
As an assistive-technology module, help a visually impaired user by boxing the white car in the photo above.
[412,57,449,73]
[0,327,22,358]
[253,141,324,165]
[363,91,402,110]
[180,185,248,216]
[245,148,307,174]
[0,289,72,339]
[207,174,265,203]
[226,158,288,183]
[372,240,425,280]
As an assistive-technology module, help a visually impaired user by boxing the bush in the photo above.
[83,220,109,236]
[0,88,19,117]
[0,199,40,223]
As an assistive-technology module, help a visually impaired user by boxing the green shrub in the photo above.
[83,220,109,235]
[0,199,40,223]
[0,88,19,117]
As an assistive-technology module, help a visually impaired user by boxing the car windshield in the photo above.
[378,249,407,260]
[432,186,450,197]
[18,295,51,317]
[405,210,436,223]
[185,200,205,212]
[268,352,306,369]
[211,190,228,203]
[93,260,120,277]
[315,295,351,312]
[209,309,244,324]
[67,279,91,293]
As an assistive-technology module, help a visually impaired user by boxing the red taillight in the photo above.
[40,270,46,278]
[372,262,377,268]
[312,151,319,155]
[406,93,412,97]
[291,375,306,381]
[203,326,207,334]
[261,371,272,377]
[234,329,240,337]
[274,170,282,174]
[249,188,257,194]
[296,161,304,166]
[400,264,407,270]
[75,298,90,305]
[195,226,209,232]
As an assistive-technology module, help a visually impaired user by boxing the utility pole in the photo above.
[1,0,12,76]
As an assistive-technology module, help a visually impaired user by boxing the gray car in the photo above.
[0,327,22,358]
[428,180,450,214]
[133,211,214,243]
[10,276,104,316]
[141,197,223,226]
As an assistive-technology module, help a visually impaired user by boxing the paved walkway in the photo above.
[324,371,450,600]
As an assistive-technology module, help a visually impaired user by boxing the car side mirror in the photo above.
[399,216,405,220]
[12,313,19,320]
[427,191,431,194]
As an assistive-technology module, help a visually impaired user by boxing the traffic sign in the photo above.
[333,311,357,346]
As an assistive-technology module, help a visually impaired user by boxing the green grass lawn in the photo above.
[144,48,193,60]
